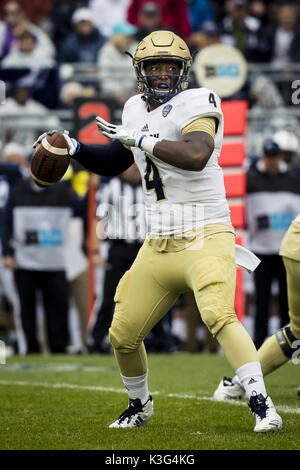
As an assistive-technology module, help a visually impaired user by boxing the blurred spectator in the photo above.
[2,141,28,167]
[49,0,89,49]
[89,0,131,38]
[58,7,106,63]
[188,20,221,54]
[97,22,138,105]
[135,2,169,43]
[273,129,299,167]
[0,0,55,60]
[249,0,269,25]
[250,74,284,110]
[59,81,97,108]
[0,85,60,155]
[127,0,192,38]
[2,29,55,68]
[200,20,221,46]
[269,3,300,66]
[0,143,29,231]
[0,0,53,26]
[0,142,29,354]
[246,139,300,348]
[64,168,90,353]
[90,164,145,353]
[220,0,272,62]
[0,142,29,244]
[1,176,85,354]
[247,74,299,159]
[186,0,215,32]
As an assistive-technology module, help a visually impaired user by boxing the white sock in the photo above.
[235,361,267,398]
[121,372,149,405]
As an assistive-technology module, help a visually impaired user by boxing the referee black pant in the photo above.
[14,269,69,354]
[253,254,289,349]
[92,240,142,351]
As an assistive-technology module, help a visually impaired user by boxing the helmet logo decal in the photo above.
[162,104,172,117]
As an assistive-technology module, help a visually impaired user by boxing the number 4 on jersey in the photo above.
[209,93,217,108]
[144,155,166,202]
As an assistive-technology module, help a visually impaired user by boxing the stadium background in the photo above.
[0,0,300,452]
[0,0,299,361]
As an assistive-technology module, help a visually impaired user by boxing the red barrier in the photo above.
[219,100,248,323]
[221,101,248,135]
[224,172,246,198]
[219,141,246,167]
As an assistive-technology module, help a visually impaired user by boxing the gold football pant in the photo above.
[109,230,256,376]
[257,256,300,375]
[283,256,300,339]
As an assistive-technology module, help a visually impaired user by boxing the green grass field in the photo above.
[0,353,299,451]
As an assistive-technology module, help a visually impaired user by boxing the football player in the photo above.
[214,214,300,401]
[34,31,282,432]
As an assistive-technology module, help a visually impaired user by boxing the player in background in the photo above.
[214,214,300,401]
[33,31,282,432]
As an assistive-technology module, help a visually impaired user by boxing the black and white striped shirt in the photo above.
[96,178,147,243]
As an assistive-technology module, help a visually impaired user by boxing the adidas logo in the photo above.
[248,378,258,385]
[141,124,149,132]
[223,378,232,386]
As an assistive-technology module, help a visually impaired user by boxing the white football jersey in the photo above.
[122,88,231,236]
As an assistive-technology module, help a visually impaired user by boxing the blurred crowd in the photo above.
[0,1,300,111]
[0,0,300,356]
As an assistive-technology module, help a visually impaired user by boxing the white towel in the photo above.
[235,244,261,273]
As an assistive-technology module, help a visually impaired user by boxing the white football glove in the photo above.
[32,130,79,156]
[96,116,160,155]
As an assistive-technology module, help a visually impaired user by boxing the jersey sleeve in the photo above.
[178,88,223,133]
[182,117,216,138]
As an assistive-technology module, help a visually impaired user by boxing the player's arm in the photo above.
[33,130,135,177]
[152,130,214,171]
[96,116,215,172]
[151,116,216,171]
[73,141,135,176]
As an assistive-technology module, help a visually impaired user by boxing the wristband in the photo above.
[75,140,81,154]
[138,136,161,155]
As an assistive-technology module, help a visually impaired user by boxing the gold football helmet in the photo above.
[132,30,192,104]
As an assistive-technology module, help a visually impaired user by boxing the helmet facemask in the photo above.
[137,58,189,104]
[131,31,192,105]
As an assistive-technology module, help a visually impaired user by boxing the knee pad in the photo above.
[201,308,238,337]
[109,322,139,353]
[275,324,299,358]
[108,326,120,350]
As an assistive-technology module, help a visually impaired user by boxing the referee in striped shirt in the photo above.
[91,164,146,353]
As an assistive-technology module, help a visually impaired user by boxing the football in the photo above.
[30,132,70,187]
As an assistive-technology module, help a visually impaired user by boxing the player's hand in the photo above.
[2,256,16,270]
[96,117,142,148]
[33,130,79,156]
